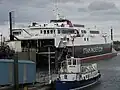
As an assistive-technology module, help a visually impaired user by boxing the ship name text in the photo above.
[83,46,103,54]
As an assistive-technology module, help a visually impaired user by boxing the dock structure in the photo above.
[0,86,38,90]
[35,71,57,89]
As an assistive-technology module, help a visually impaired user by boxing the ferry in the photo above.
[9,17,117,69]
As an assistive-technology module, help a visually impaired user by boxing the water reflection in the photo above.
[82,55,120,90]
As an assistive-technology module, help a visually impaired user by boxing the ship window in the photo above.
[40,30,42,34]
[81,30,86,34]
[47,30,49,34]
[87,38,89,41]
[44,30,46,34]
[61,29,74,34]
[84,38,86,41]
[50,30,53,34]
[90,31,99,34]
[73,59,76,65]
[64,75,67,79]
[58,30,60,34]
[54,30,55,34]
[13,32,21,35]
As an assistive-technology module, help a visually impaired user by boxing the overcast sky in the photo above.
[0,0,120,40]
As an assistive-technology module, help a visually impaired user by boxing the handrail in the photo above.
[22,29,32,36]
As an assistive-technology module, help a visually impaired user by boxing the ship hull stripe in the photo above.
[80,52,117,62]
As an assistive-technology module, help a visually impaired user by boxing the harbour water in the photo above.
[83,53,120,90]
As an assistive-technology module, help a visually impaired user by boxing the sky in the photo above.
[0,0,120,40]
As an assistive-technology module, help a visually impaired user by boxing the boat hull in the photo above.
[67,43,112,58]
[51,74,101,90]
[36,43,117,69]
[66,43,117,62]
[81,52,117,63]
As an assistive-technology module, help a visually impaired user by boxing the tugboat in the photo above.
[51,56,101,90]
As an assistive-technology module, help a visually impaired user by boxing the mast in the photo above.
[110,26,114,47]
[110,27,115,52]
[111,27,113,41]
[9,11,14,41]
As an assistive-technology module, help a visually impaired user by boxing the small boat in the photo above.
[51,57,101,90]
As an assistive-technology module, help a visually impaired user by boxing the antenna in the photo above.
[55,3,59,19]
[53,0,65,20]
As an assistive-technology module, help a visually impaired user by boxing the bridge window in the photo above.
[73,59,76,65]
[68,60,71,65]
[58,30,60,34]
[61,29,74,34]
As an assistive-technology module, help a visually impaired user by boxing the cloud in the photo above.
[78,8,88,12]
[0,0,120,40]
[0,0,54,24]
[0,0,119,24]
[89,9,120,17]
[88,1,116,11]
[68,1,120,22]
[87,1,120,22]
[51,0,83,3]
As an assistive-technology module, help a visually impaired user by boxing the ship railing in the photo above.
[37,52,55,54]
[81,65,97,74]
